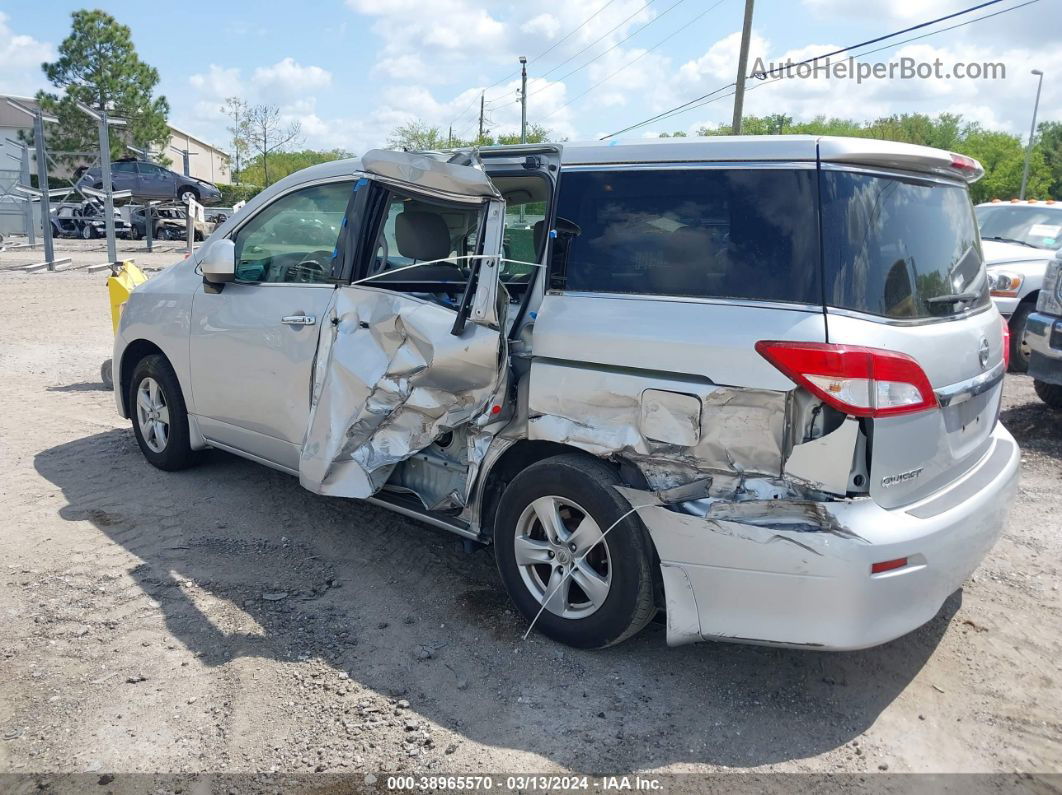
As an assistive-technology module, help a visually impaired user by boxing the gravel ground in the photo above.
[0,263,1060,779]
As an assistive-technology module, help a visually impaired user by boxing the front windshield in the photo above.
[976,204,1062,250]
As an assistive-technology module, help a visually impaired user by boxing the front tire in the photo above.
[128,355,198,471]
[1009,301,1035,373]
[179,187,200,205]
[1035,379,1062,411]
[494,454,657,649]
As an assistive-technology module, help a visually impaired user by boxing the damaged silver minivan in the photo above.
[114,136,1020,650]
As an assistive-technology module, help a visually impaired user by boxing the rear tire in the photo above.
[128,354,199,471]
[1035,379,1062,411]
[493,454,657,649]
[1009,301,1035,373]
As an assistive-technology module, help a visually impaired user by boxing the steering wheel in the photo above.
[286,251,330,283]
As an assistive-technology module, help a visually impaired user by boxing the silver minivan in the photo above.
[114,136,1020,650]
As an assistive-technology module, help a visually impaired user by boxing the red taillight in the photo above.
[871,557,908,574]
[755,340,938,419]
[950,153,977,172]
[1001,316,1011,370]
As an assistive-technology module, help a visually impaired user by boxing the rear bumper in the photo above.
[1027,311,1062,385]
[625,424,1020,650]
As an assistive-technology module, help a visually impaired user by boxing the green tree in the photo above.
[387,120,553,150]
[959,128,1051,203]
[221,96,251,184]
[238,149,352,188]
[35,10,170,167]
[1036,121,1062,199]
[493,123,552,145]
[245,104,302,186]
[388,121,449,151]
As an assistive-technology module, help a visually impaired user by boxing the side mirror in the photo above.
[201,238,235,283]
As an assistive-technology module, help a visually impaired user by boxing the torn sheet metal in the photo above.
[527,362,786,491]
[361,149,500,199]
[299,287,505,498]
[784,416,860,495]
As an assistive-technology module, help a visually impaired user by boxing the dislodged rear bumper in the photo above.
[620,423,1019,650]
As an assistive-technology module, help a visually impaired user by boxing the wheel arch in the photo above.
[474,439,650,539]
[117,339,167,418]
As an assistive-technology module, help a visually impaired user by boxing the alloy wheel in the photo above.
[513,495,612,619]
[135,377,170,453]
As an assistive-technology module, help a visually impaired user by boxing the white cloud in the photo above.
[252,58,332,103]
[0,12,53,96]
[522,13,561,38]
[347,0,506,81]
[188,65,242,101]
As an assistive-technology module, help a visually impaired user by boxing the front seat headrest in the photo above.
[395,211,451,262]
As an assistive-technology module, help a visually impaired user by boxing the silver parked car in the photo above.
[976,200,1062,371]
[113,137,1019,650]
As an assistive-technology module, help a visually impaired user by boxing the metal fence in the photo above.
[0,167,32,237]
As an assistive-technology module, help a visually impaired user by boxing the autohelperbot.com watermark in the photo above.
[751,56,1006,84]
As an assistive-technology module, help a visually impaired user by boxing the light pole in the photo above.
[519,56,528,144]
[1020,68,1045,200]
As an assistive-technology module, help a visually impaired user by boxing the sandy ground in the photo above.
[0,261,1060,781]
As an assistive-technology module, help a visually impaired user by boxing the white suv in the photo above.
[115,138,1019,650]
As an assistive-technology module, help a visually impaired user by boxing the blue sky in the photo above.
[1,0,1059,155]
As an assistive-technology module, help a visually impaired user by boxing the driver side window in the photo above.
[233,181,352,284]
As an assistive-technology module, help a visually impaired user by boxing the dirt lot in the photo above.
[0,259,1060,780]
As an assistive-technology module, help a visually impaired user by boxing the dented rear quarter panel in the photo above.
[526,292,827,487]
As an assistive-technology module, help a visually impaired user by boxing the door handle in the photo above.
[281,314,316,326]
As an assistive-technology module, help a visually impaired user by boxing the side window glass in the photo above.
[547,168,821,305]
[232,181,352,284]
[363,191,483,307]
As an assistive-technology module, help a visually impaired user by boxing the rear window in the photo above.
[820,171,989,319]
[548,168,821,304]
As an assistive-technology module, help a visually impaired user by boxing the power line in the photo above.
[485,0,658,103]
[447,0,626,131]
[528,0,691,100]
[544,0,732,120]
[601,0,1018,139]
[530,0,623,64]
[639,0,1042,132]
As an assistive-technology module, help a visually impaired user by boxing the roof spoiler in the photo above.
[818,138,985,184]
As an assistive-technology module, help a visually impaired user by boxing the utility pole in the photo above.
[520,56,528,144]
[731,0,755,135]
[478,93,485,145]
[1020,68,1045,200]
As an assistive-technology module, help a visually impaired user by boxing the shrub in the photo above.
[217,183,263,205]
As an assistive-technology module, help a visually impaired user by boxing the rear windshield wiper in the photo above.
[926,292,981,305]
[982,235,1039,248]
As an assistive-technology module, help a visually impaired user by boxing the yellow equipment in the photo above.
[102,260,149,389]
[107,260,148,334]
